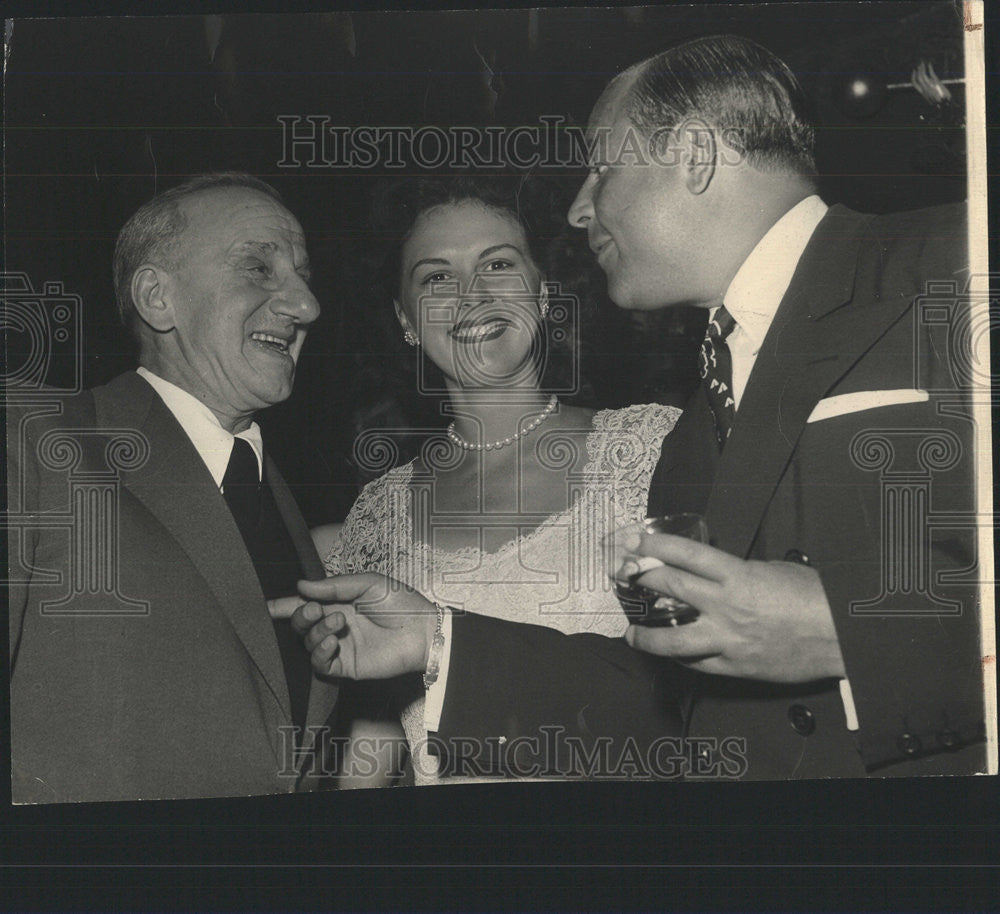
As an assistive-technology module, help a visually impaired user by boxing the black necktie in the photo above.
[221,436,311,735]
[222,437,261,531]
[699,305,737,448]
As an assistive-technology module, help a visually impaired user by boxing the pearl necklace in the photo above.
[447,395,558,452]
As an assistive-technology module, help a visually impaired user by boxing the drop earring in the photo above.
[538,284,550,320]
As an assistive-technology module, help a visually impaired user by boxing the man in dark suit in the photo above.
[289,36,988,779]
[9,173,339,802]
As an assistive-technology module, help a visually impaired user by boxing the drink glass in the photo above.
[603,514,708,627]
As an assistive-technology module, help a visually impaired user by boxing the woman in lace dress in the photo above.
[323,175,680,785]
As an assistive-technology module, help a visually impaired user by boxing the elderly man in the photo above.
[288,36,987,780]
[9,173,338,802]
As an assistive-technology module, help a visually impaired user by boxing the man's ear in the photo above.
[131,265,175,332]
[679,117,716,195]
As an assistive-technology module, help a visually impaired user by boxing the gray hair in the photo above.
[112,172,284,328]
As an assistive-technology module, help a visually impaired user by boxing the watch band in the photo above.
[423,602,447,690]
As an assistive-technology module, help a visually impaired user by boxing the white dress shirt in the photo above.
[717,194,828,408]
[136,367,264,487]
[426,194,858,734]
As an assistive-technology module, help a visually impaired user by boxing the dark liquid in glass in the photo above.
[615,574,700,627]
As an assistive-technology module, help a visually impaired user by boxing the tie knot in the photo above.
[708,305,736,342]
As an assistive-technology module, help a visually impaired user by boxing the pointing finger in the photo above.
[268,595,304,620]
[297,573,385,605]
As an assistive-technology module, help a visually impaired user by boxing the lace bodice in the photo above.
[324,402,680,784]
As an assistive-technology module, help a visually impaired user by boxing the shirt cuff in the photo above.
[840,678,859,731]
[422,609,453,733]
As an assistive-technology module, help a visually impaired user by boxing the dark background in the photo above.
[4,1,970,524]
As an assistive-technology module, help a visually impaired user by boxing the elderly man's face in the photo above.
[568,76,718,311]
[159,188,319,428]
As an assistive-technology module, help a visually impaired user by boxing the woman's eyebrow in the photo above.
[409,257,450,278]
[478,244,522,259]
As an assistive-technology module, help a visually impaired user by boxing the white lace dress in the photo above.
[323,403,680,784]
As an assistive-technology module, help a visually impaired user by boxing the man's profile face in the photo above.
[159,187,320,426]
[568,76,715,311]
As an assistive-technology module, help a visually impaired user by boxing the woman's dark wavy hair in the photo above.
[348,172,593,478]
[371,173,564,302]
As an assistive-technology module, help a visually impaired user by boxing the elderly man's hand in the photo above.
[623,533,846,683]
[283,574,438,680]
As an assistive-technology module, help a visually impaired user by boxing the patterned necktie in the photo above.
[222,437,261,532]
[698,305,738,448]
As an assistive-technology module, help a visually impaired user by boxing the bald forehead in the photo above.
[177,186,298,232]
[588,67,641,133]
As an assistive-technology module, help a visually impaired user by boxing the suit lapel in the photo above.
[268,456,324,581]
[95,373,293,726]
[706,205,914,556]
[267,457,340,748]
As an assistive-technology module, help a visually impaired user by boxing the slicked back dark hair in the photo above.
[625,34,816,176]
[112,172,284,330]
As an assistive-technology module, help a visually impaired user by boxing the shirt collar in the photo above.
[720,195,829,353]
[135,367,263,488]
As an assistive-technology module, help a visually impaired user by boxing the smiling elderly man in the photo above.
[9,173,339,803]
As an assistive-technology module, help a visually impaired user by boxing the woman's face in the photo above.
[397,199,544,390]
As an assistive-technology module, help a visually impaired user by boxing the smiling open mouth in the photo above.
[448,318,511,343]
[250,332,291,355]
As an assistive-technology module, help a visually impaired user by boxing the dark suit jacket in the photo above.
[8,372,339,802]
[435,202,986,780]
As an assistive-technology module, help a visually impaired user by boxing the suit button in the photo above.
[783,549,811,566]
[937,729,960,750]
[897,733,923,756]
[788,704,815,736]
